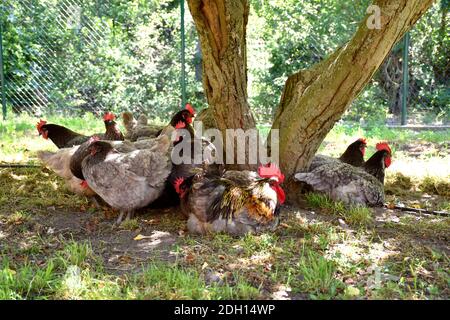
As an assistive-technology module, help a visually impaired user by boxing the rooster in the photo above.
[294,142,392,206]
[362,142,392,184]
[309,138,367,171]
[36,112,124,148]
[70,123,185,225]
[173,163,284,235]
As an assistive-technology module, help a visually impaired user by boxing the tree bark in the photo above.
[188,0,434,177]
[270,0,434,184]
[187,0,256,169]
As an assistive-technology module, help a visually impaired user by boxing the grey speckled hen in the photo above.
[294,162,385,206]
[80,131,174,225]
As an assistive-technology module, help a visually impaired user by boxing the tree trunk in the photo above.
[187,0,256,169]
[188,0,433,177]
[270,0,434,194]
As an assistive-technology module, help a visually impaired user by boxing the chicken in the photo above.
[102,112,125,141]
[309,138,367,171]
[294,142,392,206]
[39,127,173,201]
[121,111,138,138]
[122,112,164,141]
[36,112,124,148]
[122,103,195,142]
[36,120,91,149]
[37,146,96,197]
[173,163,285,235]
[164,140,219,212]
[165,103,196,138]
[71,123,184,225]
[362,142,392,184]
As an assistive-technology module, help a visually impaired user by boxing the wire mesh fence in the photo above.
[0,0,448,125]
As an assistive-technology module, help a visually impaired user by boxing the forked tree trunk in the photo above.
[269,0,434,194]
[188,0,434,179]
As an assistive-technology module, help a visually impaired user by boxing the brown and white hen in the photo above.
[173,163,285,235]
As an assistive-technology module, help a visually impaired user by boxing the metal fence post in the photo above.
[0,22,7,120]
[180,0,186,107]
[401,32,410,126]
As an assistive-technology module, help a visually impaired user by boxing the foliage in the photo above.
[248,0,449,124]
[1,0,205,119]
[1,0,447,125]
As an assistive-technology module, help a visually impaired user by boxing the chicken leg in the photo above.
[114,210,135,226]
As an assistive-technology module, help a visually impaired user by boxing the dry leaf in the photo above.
[143,219,160,225]
[387,203,396,209]
[119,255,132,264]
[185,253,195,263]
[133,234,151,241]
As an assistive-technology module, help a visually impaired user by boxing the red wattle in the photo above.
[274,186,285,204]
[385,157,392,168]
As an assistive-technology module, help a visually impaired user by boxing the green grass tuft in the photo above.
[305,193,373,226]
[341,206,373,226]
[120,219,139,230]
[297,248,343,298]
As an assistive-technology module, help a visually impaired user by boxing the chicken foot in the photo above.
[90,195,105,210]
[114,210,135,226]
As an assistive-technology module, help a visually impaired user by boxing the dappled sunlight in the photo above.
[136,230,176,251]
[388,157,450,179]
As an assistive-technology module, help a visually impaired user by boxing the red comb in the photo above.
[88,136,100,143]
[173,177,184,195]
[185,103,195,116]
[258,163,285,183]
[103,112,115,121]
[36,119,47,132]
[358,137,367,144]
[376,142,391,154]
[175,121,186,129]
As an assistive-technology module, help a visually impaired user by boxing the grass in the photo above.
[0,240,261,300]
[0,113,449,300]
[120,219,139,230]
[297,248,343,298]
[6,211,31,225]
[305,193,373,226]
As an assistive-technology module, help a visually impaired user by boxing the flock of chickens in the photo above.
[35,104,392,235]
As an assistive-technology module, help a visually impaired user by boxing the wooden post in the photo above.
[401,32,410,126]
[180,0,186,107]
[0,22,6,120]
